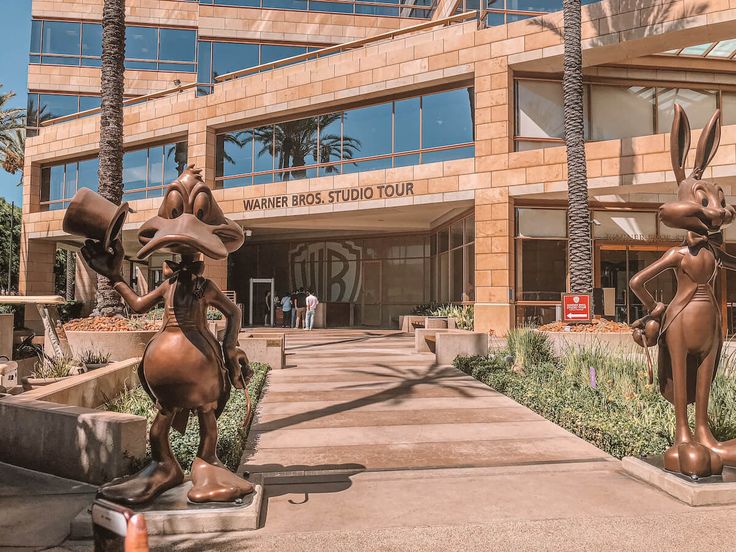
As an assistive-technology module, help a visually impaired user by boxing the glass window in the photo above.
[148,145,164,190]
[27,95,39,127]
[464,243,475,301]
[212,42,259,81]
[465,214,475,243]
[81,23,102,58]
[159,28,196,62]
[42,21,80,56]
[516,239,567,301]
[214,87,475,185]
[253,126,275,176]
[516,80,563,139]
[517,208,566,238]
[507,0,562,11]
[217,131,253,177]
[451,248,464,301]
[164,142,187,183]
[65,163,78,200]
[275,117,318,181]
[48,165,65,202]
[343,103,392,161]
[261,44,307,65]
[123,149,148,194]
[722,92,736,126]
[657,88,718,133]
[450,220,464,249]
[318,113,342,175]
[394,97,420,153]
[79,96,101,112]
[422,88,474,148]
[126,26,157,62]
[590,85,654,141]
[262,0,308,9]
[77,158,98,191]
[593,211,657,241]
[197,40,212,93]
[30,20,42,54]
[39,94,78,122]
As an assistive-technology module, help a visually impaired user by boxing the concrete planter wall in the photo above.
[0,359,145,484]
[65,330,157,362]
[540,331,639,357]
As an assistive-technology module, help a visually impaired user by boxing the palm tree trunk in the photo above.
[563,0,592,294]
[66,250,75,301]
[94,0,126,316]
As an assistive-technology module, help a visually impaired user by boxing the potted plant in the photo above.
[79,348,112,371]
[22,356,79,390]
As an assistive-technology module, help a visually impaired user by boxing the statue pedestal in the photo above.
[623,455,736,506]
[71,478,263,539]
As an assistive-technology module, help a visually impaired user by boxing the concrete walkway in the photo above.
[233,329,736,548]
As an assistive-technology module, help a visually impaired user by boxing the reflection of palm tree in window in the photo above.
[252,114,360,181]
[165,142,188,174]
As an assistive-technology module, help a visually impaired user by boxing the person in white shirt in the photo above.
[305,290,319,331]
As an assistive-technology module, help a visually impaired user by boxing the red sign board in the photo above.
[562,293,592,323]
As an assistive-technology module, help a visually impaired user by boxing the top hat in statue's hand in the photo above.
[62,188,129,251]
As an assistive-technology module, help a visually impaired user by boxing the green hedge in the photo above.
[454,329,736,459]
[107,362,269,472]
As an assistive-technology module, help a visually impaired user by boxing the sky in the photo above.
[0,0,31,205]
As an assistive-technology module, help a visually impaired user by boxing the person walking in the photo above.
[280,292,292,328]
[289,289,297,328]
[305,289,319,331]
[294,287,307,329]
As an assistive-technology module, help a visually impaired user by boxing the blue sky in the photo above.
[0,0,31,205]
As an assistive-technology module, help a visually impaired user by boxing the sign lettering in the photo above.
[562,293,592,323]
[244,182,414,212]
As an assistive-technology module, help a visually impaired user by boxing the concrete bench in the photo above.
[435,331,488,365]
[414,328,454,353]
[239,332,285,370]
[399,315,425,334]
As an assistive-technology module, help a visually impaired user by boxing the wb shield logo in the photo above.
[289,241,362,302]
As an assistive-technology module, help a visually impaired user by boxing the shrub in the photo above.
[506,328,555,371]
[106,362,269,472]
[79,348,111,365]
[32,356,77,379]
[410,303,474,330]
[453,343,736,459]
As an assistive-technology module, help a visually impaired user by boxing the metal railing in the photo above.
[215,10,478,83]
[38,11,477,127]
[39,82,200,127]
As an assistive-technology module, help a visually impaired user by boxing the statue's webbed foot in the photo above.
[664,442,723,478]
[98,460,184,506]
[187,457,254,503]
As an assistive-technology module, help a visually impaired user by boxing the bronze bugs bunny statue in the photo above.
[630,105,736,478]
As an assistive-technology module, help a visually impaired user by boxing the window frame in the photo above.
[214,86,476,186]
[30,19,198,72]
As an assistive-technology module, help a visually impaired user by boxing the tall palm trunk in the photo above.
[563,0,592,294]
[94,0,126,316]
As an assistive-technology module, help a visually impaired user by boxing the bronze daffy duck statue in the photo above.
[66,165,253,505]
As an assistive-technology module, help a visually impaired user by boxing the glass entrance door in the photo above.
[598,245,677,324]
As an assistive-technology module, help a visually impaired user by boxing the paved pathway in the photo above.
[235,329,736,546]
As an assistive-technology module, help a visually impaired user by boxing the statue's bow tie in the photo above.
[163,260,205,280]
[686,231,724,248]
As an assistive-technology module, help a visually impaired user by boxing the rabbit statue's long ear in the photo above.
[692,109,721,180]
[671,104,690,184]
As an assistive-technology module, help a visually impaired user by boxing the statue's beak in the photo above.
[137,214,241,259]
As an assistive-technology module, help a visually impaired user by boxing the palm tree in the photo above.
[562,0,592,295]
[94,0,126,316]
[0,130,25,183]
[0,87,25,182]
